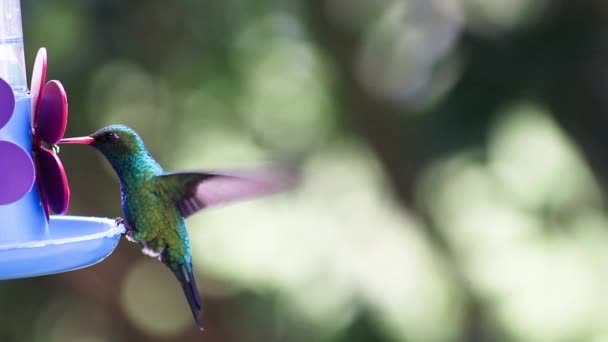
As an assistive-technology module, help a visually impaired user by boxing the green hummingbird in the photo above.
[60,124,296,330]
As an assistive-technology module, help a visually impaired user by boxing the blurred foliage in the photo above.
[2,0,608,341]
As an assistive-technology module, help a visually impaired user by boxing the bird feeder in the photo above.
[0,0,122,279]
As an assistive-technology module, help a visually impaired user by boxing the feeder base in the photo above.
[0,216,124,280]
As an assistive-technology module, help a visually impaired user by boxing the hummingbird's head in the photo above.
[60,124,149,163]
[89,125,145,153]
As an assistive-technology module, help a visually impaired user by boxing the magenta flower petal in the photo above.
[0,141,35,204]
[28,48,72,216]
[36,80,68,145]
[30,48,47,123]
[0,78,15,129]
[36,146,70,214]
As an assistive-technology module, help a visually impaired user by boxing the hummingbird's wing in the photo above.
[157,168,298,218]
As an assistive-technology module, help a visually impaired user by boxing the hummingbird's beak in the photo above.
[59,136,95,145]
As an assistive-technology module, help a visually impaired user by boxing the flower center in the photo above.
[40,140,60,154]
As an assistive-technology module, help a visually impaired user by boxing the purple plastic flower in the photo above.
[30,48,70,218]
[0,80,35,206]
[0,48,70,218]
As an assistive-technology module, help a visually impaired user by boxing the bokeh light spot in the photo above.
[121,258,192,337]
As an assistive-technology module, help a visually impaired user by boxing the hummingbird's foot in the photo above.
[115,217,136,242]
[114,217,125,226]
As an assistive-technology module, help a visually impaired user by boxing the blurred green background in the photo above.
[3,0,608,341]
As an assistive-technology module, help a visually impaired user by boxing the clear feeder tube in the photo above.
[0,0,27,96]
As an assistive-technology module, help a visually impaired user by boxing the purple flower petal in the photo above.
[0,78,15,129]
[36,81,68,145]
[36,146,70,214]
[0,141,35,204]
[30,48,47,123]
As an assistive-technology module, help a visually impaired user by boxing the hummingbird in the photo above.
[60,124,297,330]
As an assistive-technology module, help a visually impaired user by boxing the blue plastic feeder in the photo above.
[0,0,122,280]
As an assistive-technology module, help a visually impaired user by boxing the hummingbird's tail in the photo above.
[171,260,203,330]
[181,263,203,330]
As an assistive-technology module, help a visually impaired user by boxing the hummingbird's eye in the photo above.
[106,132,120,142]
